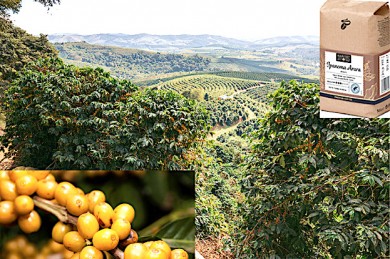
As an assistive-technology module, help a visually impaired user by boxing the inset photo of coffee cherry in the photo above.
[0,170,195,259]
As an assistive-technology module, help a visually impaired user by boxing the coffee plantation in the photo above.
[1,58,209,169]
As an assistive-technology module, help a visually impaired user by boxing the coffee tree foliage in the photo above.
[238,81,389,258]
[0,17,57,91]
[195,141,245,255]
[1,58,210,169]
[0,0,58,90]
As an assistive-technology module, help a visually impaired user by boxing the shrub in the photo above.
[238,81,389,258]
[1,58,210,169]
[0,17,57,90]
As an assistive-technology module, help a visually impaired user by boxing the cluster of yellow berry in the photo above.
[0,171,189,259]
[2,235,80,259]
[0,171,48,233]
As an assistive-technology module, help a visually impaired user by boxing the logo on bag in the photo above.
[336,53,351,63]
[341,19,351,30]
[351,83,361,94]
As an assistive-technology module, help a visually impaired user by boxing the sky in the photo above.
[11,0,325,41]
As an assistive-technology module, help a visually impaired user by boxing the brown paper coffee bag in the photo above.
[320,0,390,118]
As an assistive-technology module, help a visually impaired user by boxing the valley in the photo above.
[52,34,320,83]
[50,35,320,163]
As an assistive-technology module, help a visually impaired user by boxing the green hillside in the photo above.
[150,74,273,129]
[54,42,211,80]
[153,74,260,98]
[211,71,318,83]
[137,71,317,86]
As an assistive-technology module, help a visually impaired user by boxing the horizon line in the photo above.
[47,33,320,43]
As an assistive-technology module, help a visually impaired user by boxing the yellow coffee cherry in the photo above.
[111,218,131,240]
[13,235,28,249]
[63,231,86,252]
[124,243,148,259]
[66,193,89,216]
[0,180,18,201]
[55,182,77,206]
[48,239,65,253]
[75,187,85,195]
[18,210,41,233]
[15,174,38,196]
[145,248,169,259]
[3,252,22,259]
[150,241,171,257]
[171,249,189,259]
[86,190,105,213]
[144,241,154,249]
[36,179,58,199]
[70,252,81,259]
[113,203,135,223]
[28,171,50,180]
[44,174,56,181]
[63,249,75,259]
[94,202,114,228]
[0,200,18,224]
[92,229,119,251]
[8,171,28,182]
[52,221,73,243]
[4,237,19,252]
[80,246,104,259]
[14,195,34,215]
[35,254,47,259]
[21,242,38,258]
[40,244,52,256]
[0,171,9,181]
[77,212,99,239]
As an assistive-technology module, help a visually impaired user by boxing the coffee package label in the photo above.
[320,0,390,118]
[325,51,364,96]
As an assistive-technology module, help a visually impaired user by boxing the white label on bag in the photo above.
[325,51,364,96]
[379,51,390,95]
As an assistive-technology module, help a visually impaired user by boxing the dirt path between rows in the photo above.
[208,84,261,140]
[208,104,256,140]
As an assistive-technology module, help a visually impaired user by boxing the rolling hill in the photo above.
[49,33,319,51]
[54,42,211,80]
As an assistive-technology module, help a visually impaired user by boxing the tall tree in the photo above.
[0,0,60,17]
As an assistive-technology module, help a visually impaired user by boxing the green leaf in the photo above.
[139,208,195,253]
[156,217,195,253]
[308,212,319,218]
[381,241,388,253]
[308,156,316,168]
[279,155,285,168]
[373,176,383,187]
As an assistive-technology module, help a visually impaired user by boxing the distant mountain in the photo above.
[48,33,319,51]
[252,35,319,48]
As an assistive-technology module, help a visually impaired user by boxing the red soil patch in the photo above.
[196,237,233,259]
